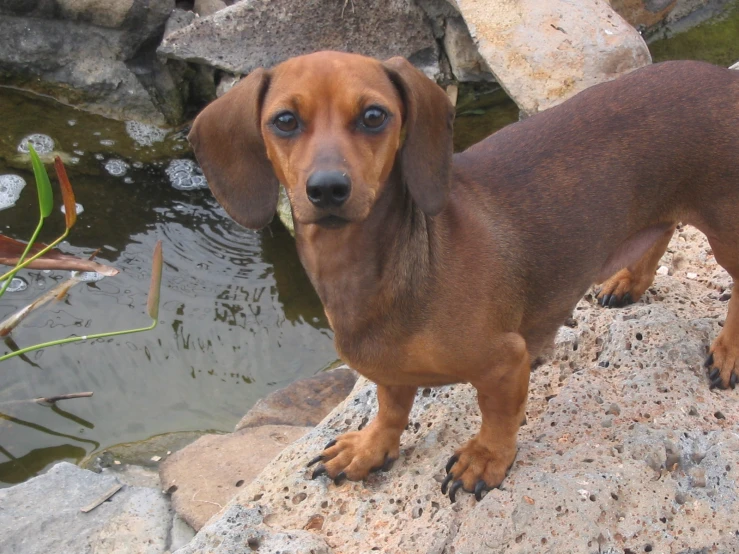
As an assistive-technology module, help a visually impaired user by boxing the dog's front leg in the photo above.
[443,333,530,502]
[308,384,417,484]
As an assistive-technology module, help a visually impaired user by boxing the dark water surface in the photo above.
[0,89,337,486]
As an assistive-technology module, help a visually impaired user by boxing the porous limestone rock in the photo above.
[174,504,333,554]
[183,224,739,553]
[160,425,312,531]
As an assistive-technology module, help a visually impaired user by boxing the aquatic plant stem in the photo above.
[0,219,47,297]
[0,229,71,285]
[0,319,158,363]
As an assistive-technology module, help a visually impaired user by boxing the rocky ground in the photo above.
[180,225,739,554]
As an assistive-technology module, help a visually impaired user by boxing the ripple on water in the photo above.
[17,133,55,155]
[166,159,208,191]
[0,175,26,211]
[104,159,130,177]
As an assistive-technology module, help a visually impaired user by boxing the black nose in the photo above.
[306,170,351,208]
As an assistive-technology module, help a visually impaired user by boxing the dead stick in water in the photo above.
[0,391,93,407]
[36,392,93,404]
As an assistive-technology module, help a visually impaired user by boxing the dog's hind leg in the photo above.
[704,237,739,390]
[597,223,677,308]
[443,333,529,501]
[307,384,417,483]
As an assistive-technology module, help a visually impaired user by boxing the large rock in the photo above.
[0,461,174,553]
[0,1,184,125]
[158,0,441,78]
[160,425,312,531]
[174,504,333,554]
[182,226,739,552]
[451,0,652,115]
[0,0,174,58]
[443,15,495,82]
[236,366,358,430]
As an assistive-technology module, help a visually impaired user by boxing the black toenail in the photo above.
[441,473,454,495]
[449,480,464,502]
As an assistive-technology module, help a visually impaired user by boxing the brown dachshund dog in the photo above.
[188,51,739,502]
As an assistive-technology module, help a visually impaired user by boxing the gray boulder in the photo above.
[0,0,184,125]
[158,0,441,78]
[0,461,174,553]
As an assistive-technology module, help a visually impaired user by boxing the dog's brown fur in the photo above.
[189,52,739,501]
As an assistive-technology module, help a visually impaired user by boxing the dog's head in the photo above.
[188,51,454,230]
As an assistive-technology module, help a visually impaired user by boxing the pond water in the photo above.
[0,89,342,486]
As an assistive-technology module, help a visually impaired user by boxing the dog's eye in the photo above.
[273,112,298,134]
[361,107,387,130]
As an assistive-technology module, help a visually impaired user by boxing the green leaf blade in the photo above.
[28,144,53,219]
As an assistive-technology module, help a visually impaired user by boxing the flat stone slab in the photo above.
[158,0,440,77]
[0,462,173,554]
[236,366,358,430]
[160,425,312,531]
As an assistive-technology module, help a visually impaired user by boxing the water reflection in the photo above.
[0,88,335,486]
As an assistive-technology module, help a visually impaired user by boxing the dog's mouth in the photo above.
[315,215,350,229]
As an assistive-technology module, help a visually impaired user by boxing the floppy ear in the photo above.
[383,57,454,216]
[188,68,278,230]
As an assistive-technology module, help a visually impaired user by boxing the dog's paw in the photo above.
[306,429,398,484]
[596,268,639,308]
[705,334,739,390]
[441,437,515,502]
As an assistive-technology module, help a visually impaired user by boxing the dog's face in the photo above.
[261,53,404,227]
[188,51,454,231]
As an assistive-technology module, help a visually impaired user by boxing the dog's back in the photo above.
[446,61,739,353]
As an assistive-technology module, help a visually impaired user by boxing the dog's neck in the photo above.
[293,166,434,353]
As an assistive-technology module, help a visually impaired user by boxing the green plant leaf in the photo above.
[28,144,53,219]
[146,240,163,320]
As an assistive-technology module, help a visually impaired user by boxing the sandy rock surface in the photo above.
[160,425,312,531]
[186,225,739,553]
[452,0,652,115]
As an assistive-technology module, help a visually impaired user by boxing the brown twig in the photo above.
[36,392,93,404]
[0,391,93,406]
